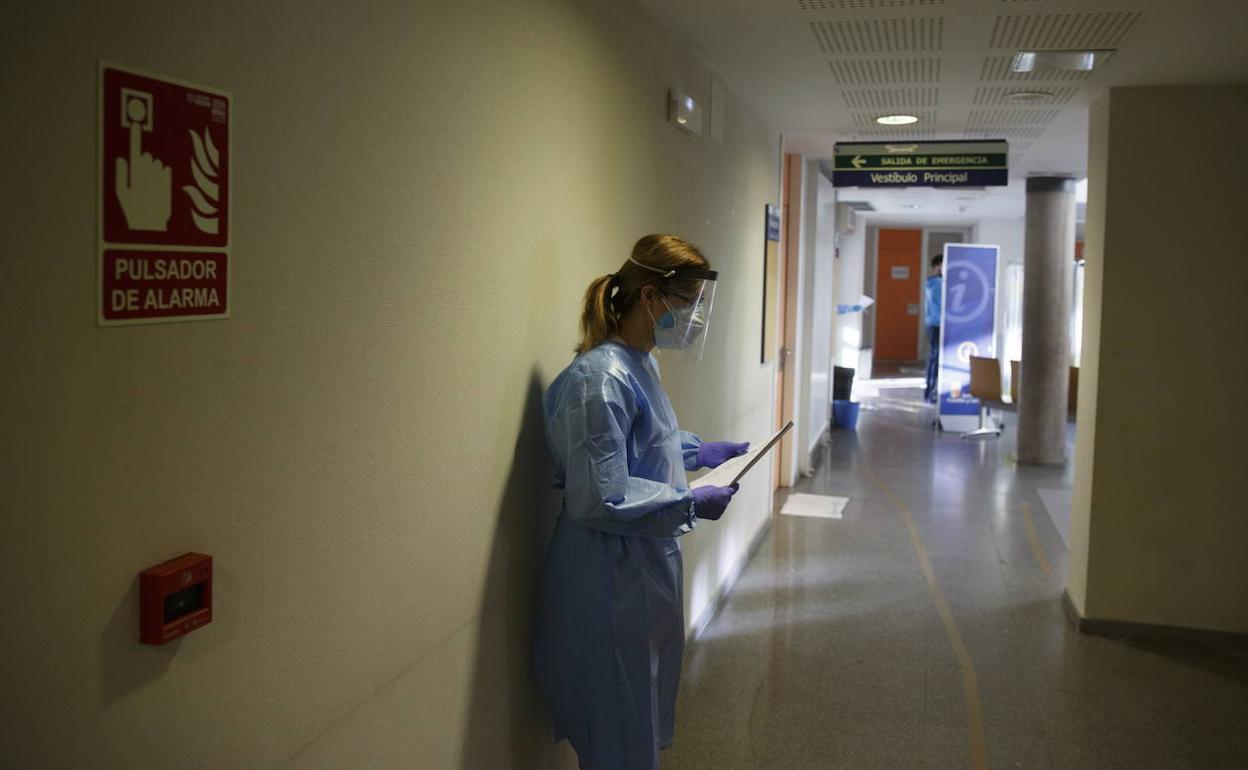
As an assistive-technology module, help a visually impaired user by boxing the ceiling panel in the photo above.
[638,0,1248,214]
[842,86,940,109]
[988,11,1143,49]
[972,85,1079,105]
[849,127,940,140]
[799,0,948,10]
[828,57,942,85]
[811,17,945,54]
[967,107,1061,124]
[964,126,1047,138]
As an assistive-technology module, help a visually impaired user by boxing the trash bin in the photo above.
[833,366,855,402]
[832,399,860,429]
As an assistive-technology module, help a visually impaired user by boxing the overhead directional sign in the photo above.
[832,140,1008,188]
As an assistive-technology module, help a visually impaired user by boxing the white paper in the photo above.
[691,421,792,489]
[780,493,848,520]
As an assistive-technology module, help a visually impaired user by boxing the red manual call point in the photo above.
[139,552,212,645]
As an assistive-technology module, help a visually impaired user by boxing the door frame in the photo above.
[774,152,802,490]
[918,228,973,362]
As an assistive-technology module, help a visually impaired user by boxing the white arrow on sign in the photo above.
[851,155,866,169]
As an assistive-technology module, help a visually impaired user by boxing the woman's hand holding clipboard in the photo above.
[690,420,794,490]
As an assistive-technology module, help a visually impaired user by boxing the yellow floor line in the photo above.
[1020,502,1054,576]
[866,470,989,770]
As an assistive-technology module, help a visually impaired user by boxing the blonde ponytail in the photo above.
[576,273,619,354]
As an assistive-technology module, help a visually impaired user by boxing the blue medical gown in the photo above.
[533,341,703,770]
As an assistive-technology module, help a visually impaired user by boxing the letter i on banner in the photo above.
[938,244,1000,433]
[98,62,231,325]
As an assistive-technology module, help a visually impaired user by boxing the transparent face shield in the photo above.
[648,269,718,363]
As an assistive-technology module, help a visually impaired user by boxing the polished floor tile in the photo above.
[663,387,1248,769]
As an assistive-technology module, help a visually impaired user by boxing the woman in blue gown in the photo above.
[533,234,748,770]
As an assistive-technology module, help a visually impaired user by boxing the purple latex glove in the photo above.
[691,484,739,521]
[697,441,750,469]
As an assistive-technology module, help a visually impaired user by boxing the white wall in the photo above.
[0,2,780,767]
[832,213,867,372]
[808,170,836,447]
[1067,95,1110,618]
[975,217,1026,363]
[976,218,1025,274]
[792,162,835,466]
[1067,85,1248,634]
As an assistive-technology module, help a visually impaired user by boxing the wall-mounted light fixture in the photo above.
[668,90,703,136]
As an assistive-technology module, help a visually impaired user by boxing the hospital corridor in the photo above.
[664,388,1248,769]
[2,1,1247,769]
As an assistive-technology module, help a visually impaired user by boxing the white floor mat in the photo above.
[780,493,849,520]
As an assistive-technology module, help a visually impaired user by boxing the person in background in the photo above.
[533,234,749,770]
[924,254,943,403]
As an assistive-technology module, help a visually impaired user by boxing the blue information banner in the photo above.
[938,244,999,428]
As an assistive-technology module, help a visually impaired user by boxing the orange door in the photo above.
[874,228,923,361]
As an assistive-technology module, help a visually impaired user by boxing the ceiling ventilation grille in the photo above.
[972,86,1078,105]
[829,57,942,85]
[989,12,1143,49]
[811,17,944,54]
[850,128,939,140]
[843,87,939,110]
[850,110,937,128]
[979,55,1091,81]
[968,107,1061,125]
[965,126,1046,139]
[798,0,945,8]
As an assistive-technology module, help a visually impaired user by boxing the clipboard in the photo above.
[690,420,794,489]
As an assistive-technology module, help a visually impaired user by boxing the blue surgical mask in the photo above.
[651,297,706,350]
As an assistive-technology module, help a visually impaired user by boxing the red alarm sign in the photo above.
[99,63,231,324]
[139,552,213,645]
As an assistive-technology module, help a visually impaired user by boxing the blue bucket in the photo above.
[832,400,860,429]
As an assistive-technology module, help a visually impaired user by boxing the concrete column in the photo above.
[1017,176,1075,464]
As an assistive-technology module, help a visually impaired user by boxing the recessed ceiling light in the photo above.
[1005,90,1055,103]
[876,114,919,125]
[1011,49,1114,73]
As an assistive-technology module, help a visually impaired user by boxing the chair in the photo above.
[962,356,1004,439]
